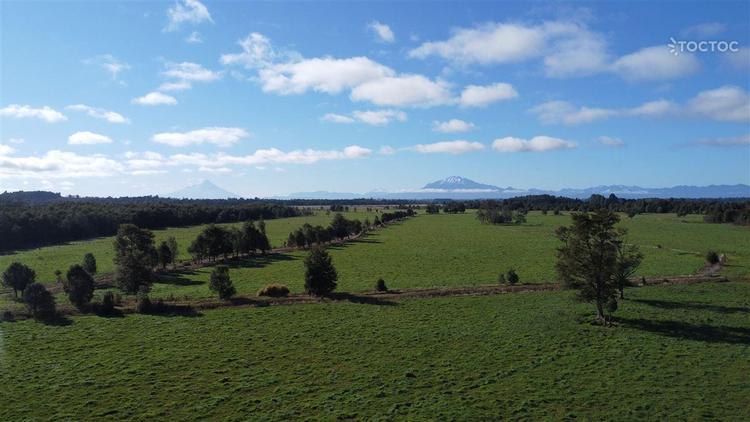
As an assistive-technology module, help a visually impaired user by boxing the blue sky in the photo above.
[1,0,749,197]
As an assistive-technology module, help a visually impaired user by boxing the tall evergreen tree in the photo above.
[304,247,338,296]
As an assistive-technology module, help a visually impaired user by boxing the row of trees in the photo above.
[0,199,301,252]
[286,213,365,248]
[188,221,270,262]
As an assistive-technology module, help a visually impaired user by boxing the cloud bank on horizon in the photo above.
[1,0,748,197]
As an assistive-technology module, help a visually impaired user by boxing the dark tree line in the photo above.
[188,222,270,262]
[0,199,301,252]
[286,210,415,248]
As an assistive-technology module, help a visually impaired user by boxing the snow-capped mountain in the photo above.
[422,176,501,191]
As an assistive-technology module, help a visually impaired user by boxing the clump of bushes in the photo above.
[257,284,290,297]
[706,250,720,265]
[136,291,152,314]
[375,278,388,292]
[99,291,116,315]
[22,283,56,321]
[497,273,506,284]
[2,310,13,322]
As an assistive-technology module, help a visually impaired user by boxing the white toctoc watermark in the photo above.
[668,37,740,56]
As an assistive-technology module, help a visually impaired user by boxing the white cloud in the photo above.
[695,134,750,147]
[68,131,114,145]
[432,119,475,133]
[185,31,203,44]
[222,33,452,108]
[152,127,250,147]
[531,98,676,125]
[158,80,192,91]
[66,104,130,124]
[409,21,609,77]
[687,85,750,122]
[492,136,576,152]
[343,145,372,158]
[0,105,67,123]
[597,136,624,147]
[162,61,222,82]
[83,54,130,82]
[350,74,452,107]
[458,83,518,107]
[132,92,178,106]
[260,56,394,95]
[368,21,395,43]
[0,144,15,156]
[322,113,356,124]
[7,138,25,144]
[681,22,726,38]
[323,109,406,126]
[611,46,699,81]
[165,0,213,32]
[626,99,679,117]
[379,145,397,155]
[410,140,484,154]
[0,150,123,178]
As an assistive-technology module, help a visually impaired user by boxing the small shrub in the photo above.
[209,265,236,300]
[507,269,519,285]
[376,278,388,292]
[706,250,720,265]
[100,292,116,315]
[656,244,662,249]
[497,273,506,284]
[640,276,647,286]
[136,292,152,314]
[257,283,290,297]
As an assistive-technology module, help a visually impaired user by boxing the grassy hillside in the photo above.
[2,281,748,420]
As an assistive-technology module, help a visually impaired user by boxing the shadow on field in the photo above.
[225,253,297,269]
[619,317,750,345]
[146,303,203,318]
[155,270,204,286]
[327,292,397,306]
[42,314,73,326]
[631,299,749,314]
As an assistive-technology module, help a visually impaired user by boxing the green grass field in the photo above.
[147,212,750,300]
[0,211,377,283]
[2,212,748,304]
[2,281,748,420]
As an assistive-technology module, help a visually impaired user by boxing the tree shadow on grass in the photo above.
[42,314,73,326]
[326,292,397,306]
[155,270,204,286]
[618,317,750,345]
[224,253,297,270]
[146,303,203,318]
[631,299,749,314]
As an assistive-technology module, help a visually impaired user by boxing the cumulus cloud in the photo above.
[724,47,750,71]
[458,82,518,107]
[165,0,213,32]
[222,33,452,108]
[610,46,699,81]
[686,86,750,123]
[66,104,129,124]
[531,98,677,125]
[410,140,484,154]
[432,119,475,133]
[152,127,250,147]
[68,131,114,145]
[368,21,395,43]
[83,54,130,82]
[162,61,222,82]
[0,104,67,123]
[0,150,123,178]
[379,145,397,155]
[0,144,15,156]
[409,21,609,77]
[597,136,624,147]
[492,136,576,152]
[323,109,407,126]
[350,74,452,107]
[132,92,178,106]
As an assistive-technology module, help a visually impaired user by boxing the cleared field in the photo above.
[147,212,750,300]
[2,281,748,420]
[0,211,377,283]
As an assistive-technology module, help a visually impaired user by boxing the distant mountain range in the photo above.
[281,176,750,200]
[167,180,239,199]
